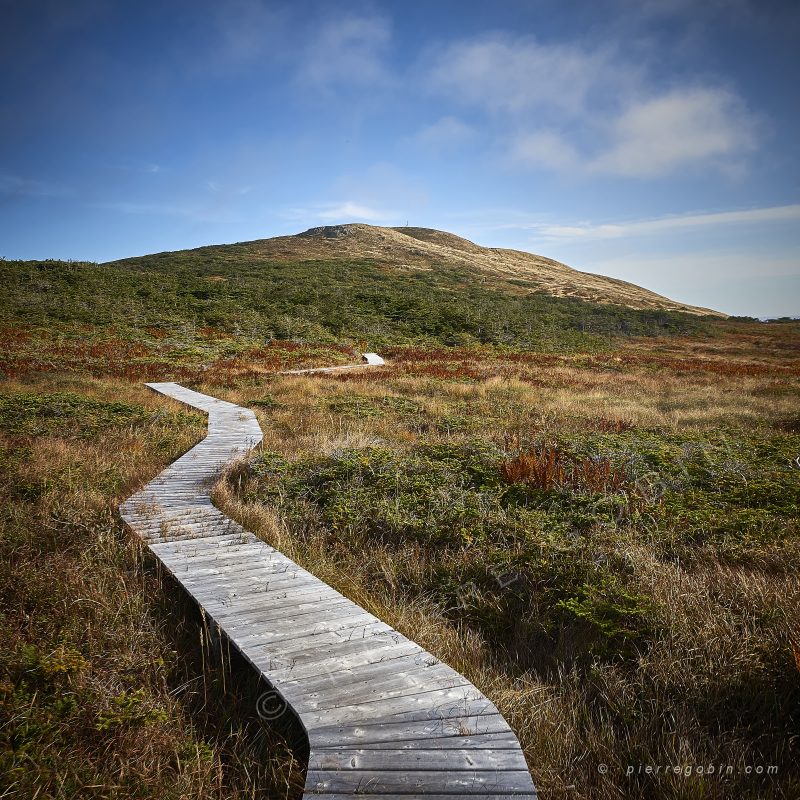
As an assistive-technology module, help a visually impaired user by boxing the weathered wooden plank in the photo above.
[309,795,535,799]
[194,570,342,600]
[239,618,391,648]
[300,687,497,730]
[186,571,322,601]
[208,597,357,630]
[238,609,383,640]
[151,541,271,561]
[154,544,273,566]
[175,561,312,587]
[232,605,379,641]
[305,768,535,795]
[152,531,262,546]
[255,628,400,667]
[259,641,428,684]
[329,733,525,752]
[293,668,473,713]
[190,581,330,613]
[175,556,308,580]
[276,649,446,691]
[246,626,410,668]
[307,713,513,748]
[308,747,530,771]
[201,586,344,620]
[218,619,394,657]
[223,623,396,663]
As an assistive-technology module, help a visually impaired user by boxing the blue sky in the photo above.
[1,0,798,316]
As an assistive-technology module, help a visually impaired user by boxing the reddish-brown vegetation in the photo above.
[500,441,630,493]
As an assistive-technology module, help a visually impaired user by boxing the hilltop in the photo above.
[125,223,721,316]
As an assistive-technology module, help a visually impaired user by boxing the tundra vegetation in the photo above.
[0,252,798,799]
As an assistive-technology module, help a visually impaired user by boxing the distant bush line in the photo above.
[1,255,710,351]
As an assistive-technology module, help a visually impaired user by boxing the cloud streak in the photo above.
[281,200,397,224]
[525,204,800,241]
[96,200,238,224]
[316,201,394,221]
[0,174,72,198]
[413,116,476,150]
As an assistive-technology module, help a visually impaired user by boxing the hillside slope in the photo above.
[210,223,721,316]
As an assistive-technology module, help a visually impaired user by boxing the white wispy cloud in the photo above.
[280,201,397,224]
[508,130,580,171]
[426,34,623,117]
[96,201,238,224]
[506,84,754,178]
[206,180,253,195]
[297,12,391,90]
[589,88,757,177]
[104,162,163,175]
[413,116,476,149]
[0,174,72,198]
[425,32,758,178]
[316,201,394,222]
[525,204,800,241]
[205,0,287,66]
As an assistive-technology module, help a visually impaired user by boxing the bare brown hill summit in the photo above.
[246,223,722,316]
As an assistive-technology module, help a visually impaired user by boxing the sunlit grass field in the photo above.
[217,323,800,799]
[1,253,798,799]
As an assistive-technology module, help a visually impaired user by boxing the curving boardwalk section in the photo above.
[120,382,537,799]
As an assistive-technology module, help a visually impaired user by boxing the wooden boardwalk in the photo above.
[120,382,537,799]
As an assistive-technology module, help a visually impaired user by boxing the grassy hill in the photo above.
[1,225,718,362]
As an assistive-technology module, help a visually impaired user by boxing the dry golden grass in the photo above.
[0,377,304,799]
[3,320,797,799]
[212,323,799,800]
